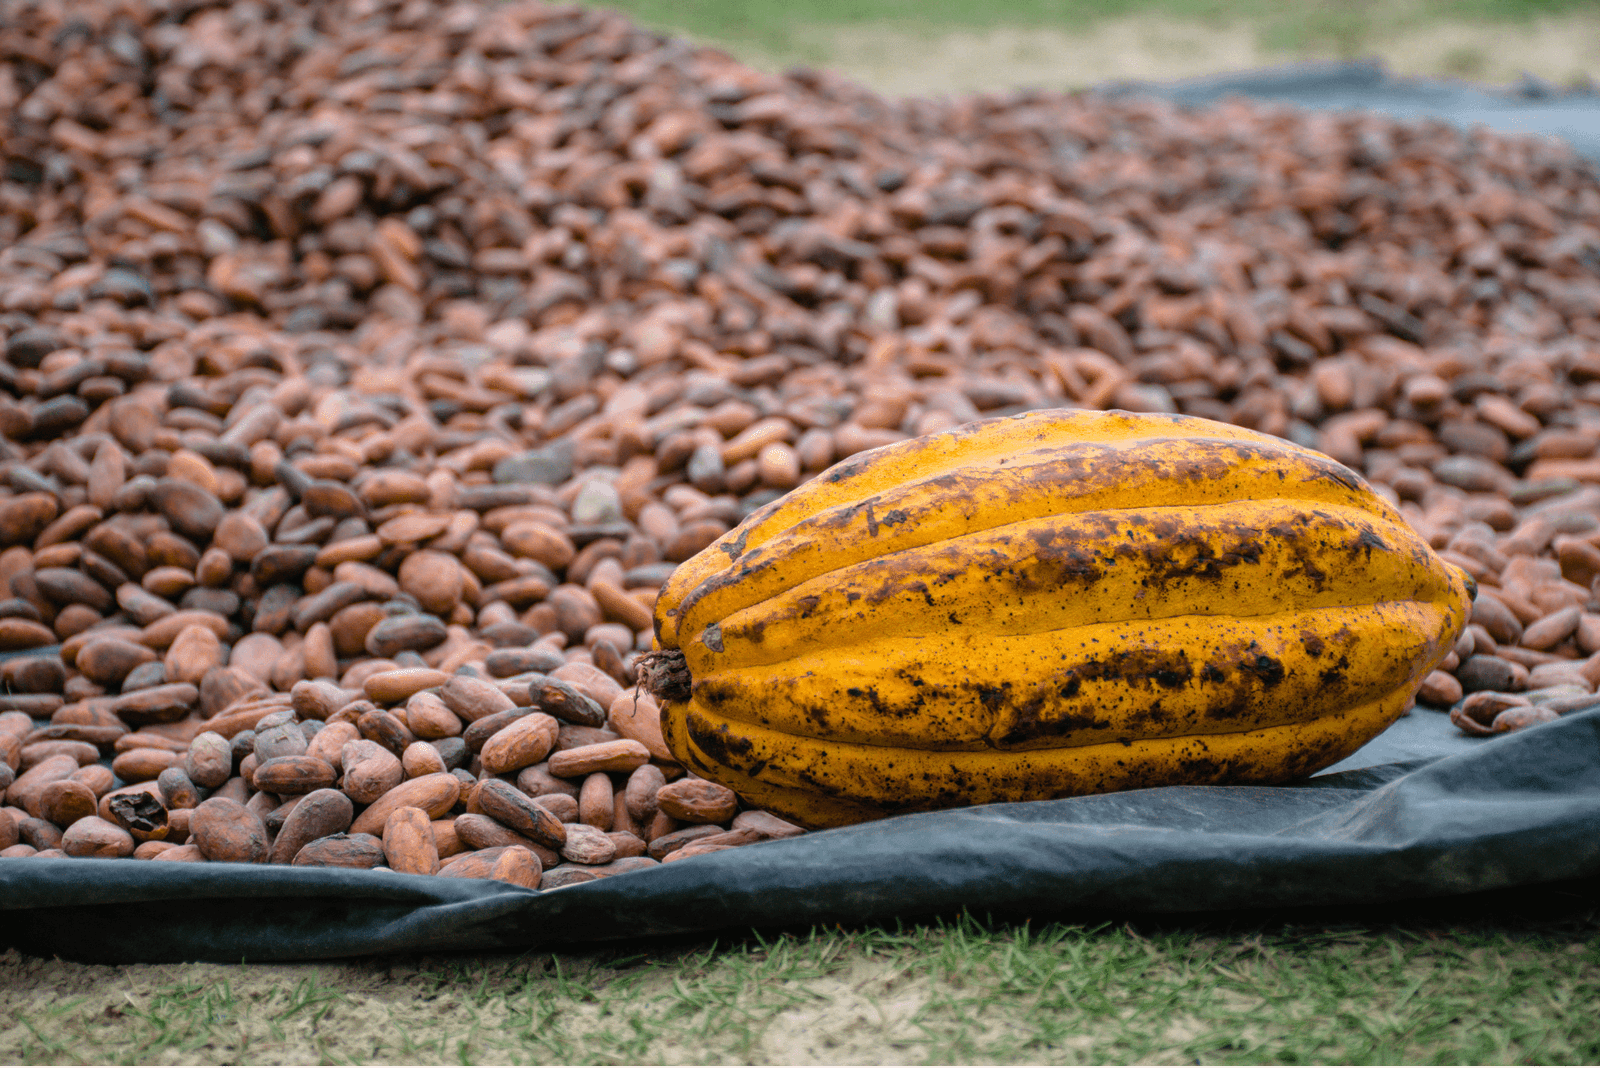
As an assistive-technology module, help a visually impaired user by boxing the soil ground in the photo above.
[6,899,1600,1064]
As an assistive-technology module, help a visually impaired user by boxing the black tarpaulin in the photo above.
[5,708,1598,963]
[1099,59,1600,165]
[7,66,1600,964]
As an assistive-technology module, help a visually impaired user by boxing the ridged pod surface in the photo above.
[647,409,1475,829]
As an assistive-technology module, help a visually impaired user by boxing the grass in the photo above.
[589,0,1600,64]
[5,886,1600,1064]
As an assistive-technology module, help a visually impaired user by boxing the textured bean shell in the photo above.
[189,797,268,863]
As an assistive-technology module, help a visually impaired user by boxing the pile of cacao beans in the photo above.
[3,0,1600,880]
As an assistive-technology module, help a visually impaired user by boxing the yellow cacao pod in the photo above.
[647,409,1474,829]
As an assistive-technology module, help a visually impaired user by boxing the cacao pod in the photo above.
[646,410,1474,828]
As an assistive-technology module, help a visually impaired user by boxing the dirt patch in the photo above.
[731,14,1600,96]
[746,959,939,1063]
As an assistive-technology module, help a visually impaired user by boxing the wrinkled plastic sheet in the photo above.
[4,706,1599,963]
[1099,59,1600,165]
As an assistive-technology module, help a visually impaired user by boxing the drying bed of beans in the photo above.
[2,0,1600,882]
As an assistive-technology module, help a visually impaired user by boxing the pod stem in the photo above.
[637,648,692,703]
